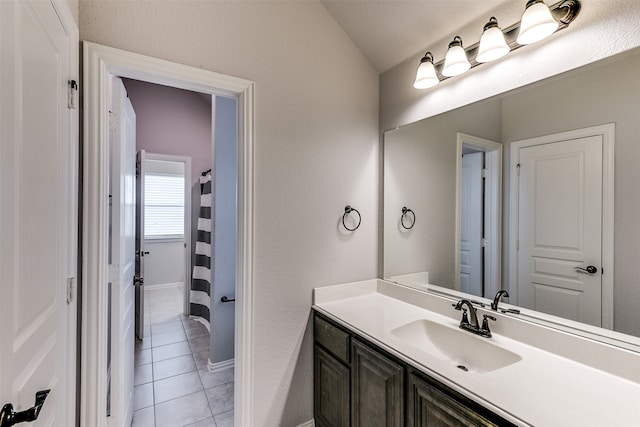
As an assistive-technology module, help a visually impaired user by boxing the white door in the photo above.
[109,78,136,426]
[135,150,146,340]
[0,0,77,425]
[516,135,603,326]
[460,152,483,296]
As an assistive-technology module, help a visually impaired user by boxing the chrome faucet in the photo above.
[454,299,495,338]
[491,290,510,311]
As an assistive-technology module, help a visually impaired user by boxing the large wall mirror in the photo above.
[383,46,640,343]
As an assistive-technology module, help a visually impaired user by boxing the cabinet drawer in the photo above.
[314,315,350,364]
[408,372,503,427]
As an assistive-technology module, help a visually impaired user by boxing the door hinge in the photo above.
[482,168,489,178]
[482,238,488,247]
[66,277,76,304]
[108,264,119,283]
[516,163,521,176]
[68,80,78,109]
[109,110,119,132]
[516,239,520,251]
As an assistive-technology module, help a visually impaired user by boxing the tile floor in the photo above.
[132,286,234,427]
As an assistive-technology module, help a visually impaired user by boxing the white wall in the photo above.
[79,1,379,424]
[143,240,185,287]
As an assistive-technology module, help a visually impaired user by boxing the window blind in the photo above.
[144,173,185,239]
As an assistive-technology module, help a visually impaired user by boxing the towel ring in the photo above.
[342,205,361,231]
[401,207,416,230]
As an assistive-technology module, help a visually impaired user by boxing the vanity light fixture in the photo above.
[476,17,510,63]
[442,36,471,77]
[413,0,581,89]
[413,52,440,89]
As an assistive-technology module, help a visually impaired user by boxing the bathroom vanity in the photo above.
[312,279,640,426]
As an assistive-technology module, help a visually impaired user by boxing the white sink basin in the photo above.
[390,319,522,373]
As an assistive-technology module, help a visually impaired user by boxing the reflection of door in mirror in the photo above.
[511,126,614,328]
[455,133,502,299]
[460,151,484,296]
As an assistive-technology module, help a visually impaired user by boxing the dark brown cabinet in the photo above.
[408,372,499,427]
[314,346,350,427]
[313,312,514,427]
[352,339,404,427]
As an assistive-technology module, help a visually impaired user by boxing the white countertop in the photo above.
[313,279,640,427]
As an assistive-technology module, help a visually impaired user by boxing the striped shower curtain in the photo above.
[190,171,212,329]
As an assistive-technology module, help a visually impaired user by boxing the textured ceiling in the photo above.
[321,0,515,72]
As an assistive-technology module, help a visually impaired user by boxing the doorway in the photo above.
[136,152,192,333]
[455,133,502,298]
[82,42,255,427]
[123,76,237,424]
[508,124,615,328]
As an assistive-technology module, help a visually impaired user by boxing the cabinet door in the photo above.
[352,339,404,427]
[315,345,350,427]
[408,373,498,427]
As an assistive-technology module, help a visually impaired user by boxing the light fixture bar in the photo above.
[429,0,580,82]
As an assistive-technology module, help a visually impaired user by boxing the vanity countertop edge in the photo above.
[312,278,640,427]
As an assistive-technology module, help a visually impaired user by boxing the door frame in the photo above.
[52,1,80,424]
[139,152,193,314]
[508,123,615,329]
[455,133,502,297]
[81,42,255,426]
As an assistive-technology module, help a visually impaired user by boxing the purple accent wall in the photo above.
[122,78,212,184]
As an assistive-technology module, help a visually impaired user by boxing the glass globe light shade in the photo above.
[442,37,470,77]
[476,18,510,63]
[517,0,559,45]
[413,53,439,89]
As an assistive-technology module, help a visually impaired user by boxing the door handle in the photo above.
[575,265,598,274]
[0,390,50,427]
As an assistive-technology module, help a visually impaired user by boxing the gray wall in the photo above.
[80,2,379,424]
[384,98,502,286]
[210,96,237,364]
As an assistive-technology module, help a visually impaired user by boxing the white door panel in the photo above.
[460,152,483,295]
[0,0,76,425]
[109,78,136,427]
[517,135,603,326]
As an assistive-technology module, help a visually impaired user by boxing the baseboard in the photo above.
[296,420,315,427]
[145,281,183,291]
[207,358,235,373]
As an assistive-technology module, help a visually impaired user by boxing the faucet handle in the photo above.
[481,314,496,335]
[460,308,469,326]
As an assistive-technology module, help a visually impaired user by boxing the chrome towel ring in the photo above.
[342,205,361,231]
[401,206,416,230]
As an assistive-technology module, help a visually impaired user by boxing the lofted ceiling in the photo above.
[321,0,516,73]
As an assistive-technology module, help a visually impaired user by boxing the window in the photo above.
[144,172,185,239]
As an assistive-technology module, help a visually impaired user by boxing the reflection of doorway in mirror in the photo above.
[455,134,503,299]
[511,126,614,328]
